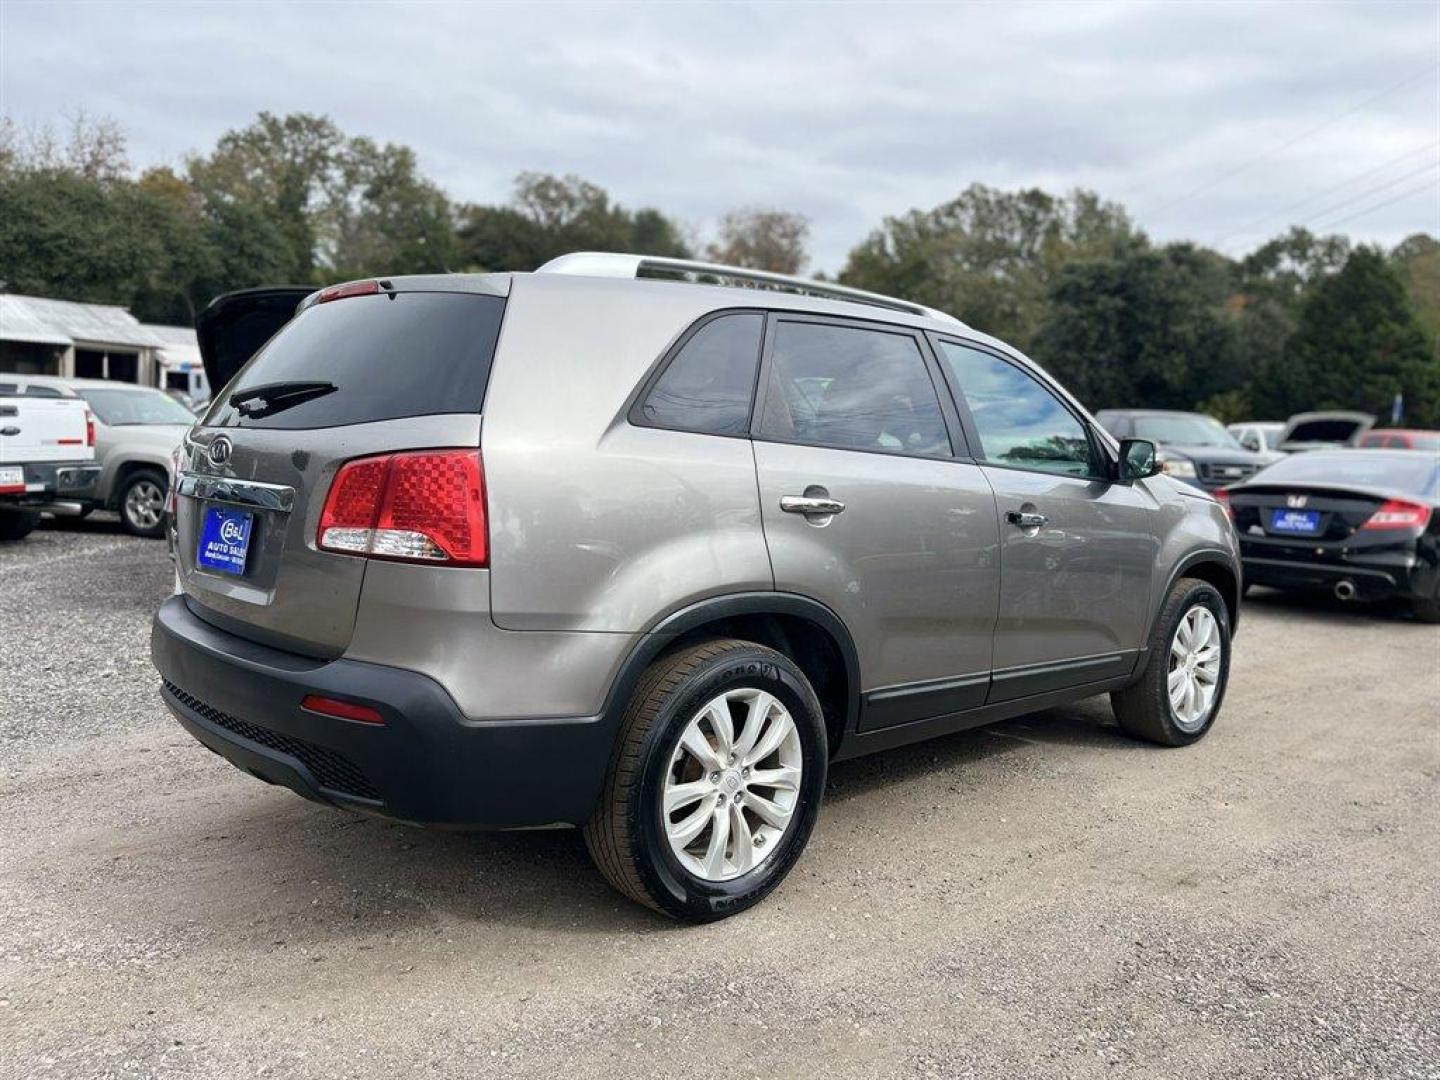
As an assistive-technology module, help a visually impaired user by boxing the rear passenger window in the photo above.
[938,341,1099,478]
[636,312,763,435]
[757,320,950,458]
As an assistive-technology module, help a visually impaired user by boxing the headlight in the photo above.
[1160,458,1198,479]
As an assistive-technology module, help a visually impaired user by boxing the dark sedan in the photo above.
[1218,449,1440,622]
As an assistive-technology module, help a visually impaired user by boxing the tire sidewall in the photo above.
[1157,582,1231,744]
[630,646,827,921]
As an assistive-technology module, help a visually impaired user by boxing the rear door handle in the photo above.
[0,427,19,437]
[1005,510,1048,529]
[780,495,846,516]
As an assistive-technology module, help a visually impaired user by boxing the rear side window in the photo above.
[757,320,950,458]
[939,341,1099,478]
[203,292,505,429]
[635,312,763,435]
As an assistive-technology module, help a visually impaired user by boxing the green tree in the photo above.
[706,207,809,273]
[1031,243,1243,412]
[1254,248,1439,425]
[1391,233,1440,354]
[841,184,1137,347]
[330,139,457,279]
[457,172,689,271]
[188,112,344,284]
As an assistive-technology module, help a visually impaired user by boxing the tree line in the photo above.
[2,111,1436,425]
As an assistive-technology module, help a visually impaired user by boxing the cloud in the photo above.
[1,0,1434,269]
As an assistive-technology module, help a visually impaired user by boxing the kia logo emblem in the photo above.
[208,436,233,466]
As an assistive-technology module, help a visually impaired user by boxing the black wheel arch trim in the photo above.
[598,592,863,752]
[1163,548,1243,634]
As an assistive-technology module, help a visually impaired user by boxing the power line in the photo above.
[1146,65,1435,220]
[1297,160,1440,232]
[1316,177,1439,233]
[1213,141,1439,248]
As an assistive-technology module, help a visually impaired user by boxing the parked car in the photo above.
[1277,410,1374,452]
[151,254,1242,921]
[1228,421,1285,454]
[1219,449,1439,622]
[0,388,99,540]
[1357,428,1440,451]
[1,375,194,536]
[1095,409,1278,489]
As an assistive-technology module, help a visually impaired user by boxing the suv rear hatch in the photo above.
[178,277,509,657]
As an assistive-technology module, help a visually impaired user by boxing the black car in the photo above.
[1218,449,1440,622]
[1095,410,1279,490]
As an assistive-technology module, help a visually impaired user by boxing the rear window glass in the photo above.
[1254,452,1440,496]
[203,292,505,429]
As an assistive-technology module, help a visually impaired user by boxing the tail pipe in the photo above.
[1334,579,1358,602]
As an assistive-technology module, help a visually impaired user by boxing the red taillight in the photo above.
[1214,488,1235,520]
[301,694,385,725]
[85,409,96,447]
[316,279,381,304]
[1361,499,1432,532]
[317,449,487,566]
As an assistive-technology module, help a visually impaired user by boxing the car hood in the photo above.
[1156,443,1277,466]
[195,286,314,394]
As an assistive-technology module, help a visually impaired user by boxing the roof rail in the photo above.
[535,252,961,324]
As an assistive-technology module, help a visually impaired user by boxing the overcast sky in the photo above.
[1,0,1436,271]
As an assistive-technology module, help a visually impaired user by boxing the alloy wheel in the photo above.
[661,687,803,882]
[125,479,165,531]
[1167,605,1222,732]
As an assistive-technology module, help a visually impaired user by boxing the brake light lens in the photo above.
[317,449,487,566]
[85,409,96,447]
[1361,499,1432,532]
[301,694,385,725]
[316,279,381,304]
[1214,489,1234,520]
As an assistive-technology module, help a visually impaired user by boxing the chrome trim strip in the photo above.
[177,473,296,512]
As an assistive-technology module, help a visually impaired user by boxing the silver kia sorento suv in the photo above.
[152,253,1241,921]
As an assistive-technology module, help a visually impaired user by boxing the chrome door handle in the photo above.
[1005,510,1048,529]
[780,495,846,516]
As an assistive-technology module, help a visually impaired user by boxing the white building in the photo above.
[144,323,209,402]
[0,293,167,385]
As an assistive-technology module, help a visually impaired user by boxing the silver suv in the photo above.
[151,253,1241,921]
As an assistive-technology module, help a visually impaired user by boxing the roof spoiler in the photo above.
[536,252,962,325]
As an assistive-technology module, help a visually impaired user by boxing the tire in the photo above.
[118,469,168,538]
[1412,597,1440,624]
[0,509,41,541]
[583,638,828,922]
[1111,577,1232,747]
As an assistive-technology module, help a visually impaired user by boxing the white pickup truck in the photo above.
[0,394,102,541]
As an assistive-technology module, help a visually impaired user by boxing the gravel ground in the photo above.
[1,518,1437,1080]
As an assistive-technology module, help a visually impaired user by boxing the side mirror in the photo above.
[1118,438,1160,481]
[1240,433,1260,452]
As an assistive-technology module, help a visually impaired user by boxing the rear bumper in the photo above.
[150,595,616,827]
[0,461,99,503]
[1241,553,1431,602]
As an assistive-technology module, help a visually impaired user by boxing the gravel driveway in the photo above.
[2,518,1437,1079]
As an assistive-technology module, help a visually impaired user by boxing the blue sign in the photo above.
[197,507,253,576]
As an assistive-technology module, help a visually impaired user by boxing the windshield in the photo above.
[1253,452,1439,497]
[1133,414,1240,448]
[78,387,196,425]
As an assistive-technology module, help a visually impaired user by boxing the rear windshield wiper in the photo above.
[229,381,337,418]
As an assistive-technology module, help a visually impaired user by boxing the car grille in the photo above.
[1200,462,1259,484]
[163,680,382,802]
